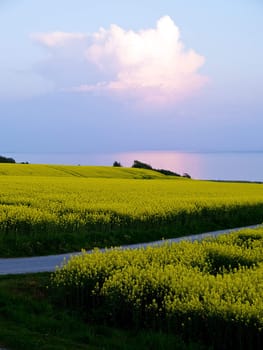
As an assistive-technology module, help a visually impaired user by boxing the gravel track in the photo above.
[0,224,262,275]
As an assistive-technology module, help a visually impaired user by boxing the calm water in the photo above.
[4,151,263,182]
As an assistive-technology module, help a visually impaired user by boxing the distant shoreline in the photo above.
[1,151,263,182]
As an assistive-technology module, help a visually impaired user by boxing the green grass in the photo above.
[0,273,208,350]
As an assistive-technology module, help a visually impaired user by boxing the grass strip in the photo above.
[0,273,207,350]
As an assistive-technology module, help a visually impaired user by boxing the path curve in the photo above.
[0,224,262,275]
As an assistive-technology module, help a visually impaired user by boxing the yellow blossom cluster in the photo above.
[52,228,263,348]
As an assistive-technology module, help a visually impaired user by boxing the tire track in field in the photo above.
[0,224,262,275]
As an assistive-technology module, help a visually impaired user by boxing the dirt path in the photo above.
[0,224,262,275]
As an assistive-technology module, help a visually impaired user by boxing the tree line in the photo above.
[0,155,16,163]
[113,159,191,178]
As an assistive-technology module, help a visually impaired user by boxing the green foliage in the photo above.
[132,159,153,170]
[52,228,263,349]
[113,161,122,167]
[183,173,191,179]
[132,159,181,176]
[155,168,181,176]
[0,274,205,350]
[0,155,15,163]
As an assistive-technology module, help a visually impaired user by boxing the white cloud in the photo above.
[31,32,87,47]
[32,16,208,107]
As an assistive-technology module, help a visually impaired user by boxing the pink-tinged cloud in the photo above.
[32,16,208,107]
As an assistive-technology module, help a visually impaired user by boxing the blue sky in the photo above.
[1,0,263,154]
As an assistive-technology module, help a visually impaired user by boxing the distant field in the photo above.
[1,164,263,257]
[0,163,170,179]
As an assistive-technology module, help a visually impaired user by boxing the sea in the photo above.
[3,151,263,182]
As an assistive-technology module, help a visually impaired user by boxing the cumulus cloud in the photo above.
[32,16,208,106]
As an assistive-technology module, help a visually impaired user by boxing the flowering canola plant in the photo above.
[52,228,263,349]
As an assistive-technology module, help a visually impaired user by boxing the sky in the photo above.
[0,0,263,155]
